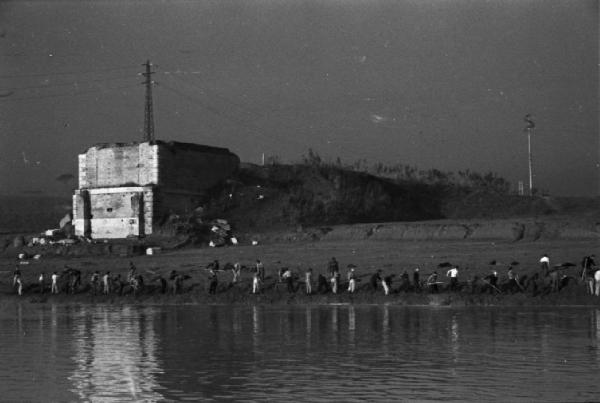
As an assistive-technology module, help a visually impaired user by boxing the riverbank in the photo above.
[1,236,599,307]
[4,287,600,308]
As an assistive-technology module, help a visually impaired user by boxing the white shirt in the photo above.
[51,274,58,283]
[447,268,458,278]
[540,256,550,264]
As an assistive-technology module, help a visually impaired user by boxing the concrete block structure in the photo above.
[73,141,239,238]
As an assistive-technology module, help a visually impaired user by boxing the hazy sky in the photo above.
[0,0,597,196]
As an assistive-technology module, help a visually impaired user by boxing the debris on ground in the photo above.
[208,219,237,246]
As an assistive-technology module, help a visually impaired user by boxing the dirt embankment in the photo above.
[309,218,600,243]
[1,164,599,251]
[205,164,600,238]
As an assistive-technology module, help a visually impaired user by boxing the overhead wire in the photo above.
[165,70,264,119]
[0,83,140,102]
[161,68,393,159]
[160,73,308,149]
[0,73,138,92]
[0,65,139,80]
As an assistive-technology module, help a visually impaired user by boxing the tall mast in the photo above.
[524,114,535,196]
[142,60,155,142]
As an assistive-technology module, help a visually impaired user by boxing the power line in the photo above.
[0,74,137,92]
[0,83,139,102]
[160,79,307,149]
[165,71,264,119]
[0,65,139,80]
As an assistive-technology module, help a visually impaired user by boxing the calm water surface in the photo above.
[1,303,599,402]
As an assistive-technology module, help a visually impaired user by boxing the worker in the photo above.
[507,266,520,293]
[317,274,329,294]
[282,268,294,293]
[207,268,218,294]
[255,260,265,282]
[51,272,59,294]
[38,272,46,294]
[427,271,439,293]
[370,270,382,292]
[127,261,137,283]
[581,255,596,295]
[328,258,340,294]
[483,270,499,293]
[413,268,421,292]
[91,271,100,295]
[328,257,339,278]
[446,266,459,291]
[400,270,410,291]
[305,268,313,295]
[539,254,550,276]
[252,271,260,294]
[14,270,23,295]
[381,273,391,295]
[102,271,111,294]
[347,266,357,293]
[232,262,241,284]
[12,266,21,287]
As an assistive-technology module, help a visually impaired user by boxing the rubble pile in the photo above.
[30,213,76,247]
[208,219,237,247]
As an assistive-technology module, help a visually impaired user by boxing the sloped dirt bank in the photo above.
[261,217,600,244]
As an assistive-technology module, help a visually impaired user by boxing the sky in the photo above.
[0,0,597,196]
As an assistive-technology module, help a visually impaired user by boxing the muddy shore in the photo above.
[1,237,599,307]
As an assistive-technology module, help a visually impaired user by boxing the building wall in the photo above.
[78,143,159,189]
[78,141,238,192]
[74,187,150,238]
[157,145,239,192]
[74,141,239,239]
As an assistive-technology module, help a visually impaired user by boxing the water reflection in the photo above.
[68,306,163,401]
[348,305,356,347]
[593,309,600,365]
[2,305,600,401]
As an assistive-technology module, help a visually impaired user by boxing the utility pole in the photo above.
[142,60,155,142]
[524,114,535,196]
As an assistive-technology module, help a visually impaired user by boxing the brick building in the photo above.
[73,141,239,238]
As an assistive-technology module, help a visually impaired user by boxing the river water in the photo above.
[1,304,599,402]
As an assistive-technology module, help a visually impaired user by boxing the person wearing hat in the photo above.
[38,272,46,294]
[347,265,357,293]
[539,254,550,277]
[483,270,499,294]
[413,268,421,292]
